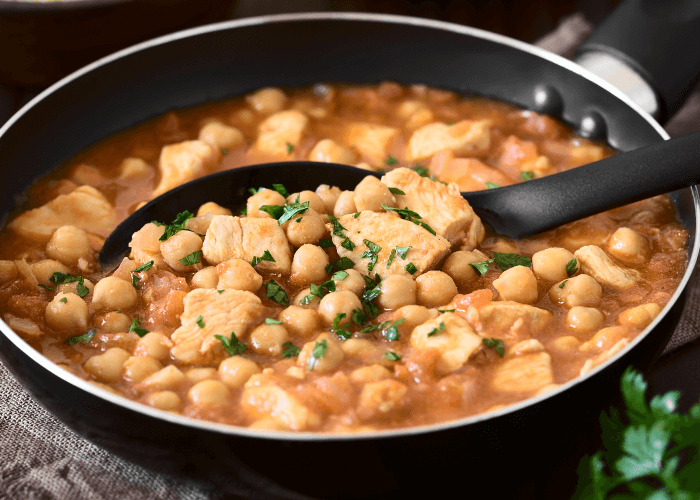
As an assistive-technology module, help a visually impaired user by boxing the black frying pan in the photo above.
[0,7,699,500]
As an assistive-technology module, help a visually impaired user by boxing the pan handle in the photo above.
[573,0,700,122]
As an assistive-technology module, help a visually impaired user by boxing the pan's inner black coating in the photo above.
[0,82,688,433]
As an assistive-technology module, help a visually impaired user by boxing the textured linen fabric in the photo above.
[1,12,699,500]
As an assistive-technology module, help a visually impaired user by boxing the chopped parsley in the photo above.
[286,142,294,154]
[482,337,505,357]
[486,182,499,189]
[361,239,382,272]
[265,318,283,325]
[404,262,417,274]
[277,196,310,226]
[382,205,437,235]
[179,250,202,266]
[156,211,194,241]
[264,280,289,305]
[328,215,347,236]
[383,318,405,341]
[38,284,54,291]
[325,257,355,274]
[566,258,579,277]
[521,170,534,181]
[469,258,495,276]
[272,183,290,198]
[438,309,455,314]
[559,280,568,289]
[132,273,141,290]
[396,246,411,259]
[128,317,149,337]
[385,155,398,165]
[427,321,446,337]
[248,187,263,195]
[412,165,429,177]
[282,342,301,358]
[385,352,402,361]
[308,339,328,371]
[217,289,225,294]
[133,261,154,273]
[196,315,205,328]
[58,297,67,303]
[351,308,366,326]
[388,187,405,195]
[221,148,229,154]
[353,212,361,219]
[258,204,285,219]
[301,279,336,304]
[493,252,533,271]
[333,270,349,281]
[319,238,334,248]
[295,217,302,223]
[50,272,89,298]
[66,329,96,346]
[251,250,276,267]
[215,331,247,356]
[340,238,356,251]
[386,249,397,268]
[331,313,352,341]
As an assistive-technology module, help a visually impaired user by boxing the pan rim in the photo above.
[0,12,698,443]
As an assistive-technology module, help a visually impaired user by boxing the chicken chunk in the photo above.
[382,167,484,249]
[241,372,320,431]
[491,341,554,393]
[468,302,552,342]
[409,313,482,375]
[328,211,451,279]
[153,140,220,196]
[202,215,292,274]
[254,110,309,157]
[170,289,266,364]
[357,379,408,422]
[344,122,401,166]
[574,245,641,289]
[9,185,117,242]
[406,119,490,161]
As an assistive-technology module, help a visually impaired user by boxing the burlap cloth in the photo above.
[1,13,699,500]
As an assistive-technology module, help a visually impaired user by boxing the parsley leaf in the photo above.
[157,211,194,241]
[277,198,310,226]
[412,165,429,177]
[331,313,352,341]
[272,183,290,198]
[286,142,294,154]
[133,260,154,273]
[308,339,328,371]
[341,238,356,251]
[385,154,398,165]
[251,250,276,267]
[50,273,89,297]
[566,258,579,277]
[559,280,568,289]
[215,331,247,356]
[469,258,494,276]
[521,170,534,181]
[361,239,382,272]
[38,284,54,291]
[333,270,349,281]
[328,215,347,237]
[396,246,411,259]
[179,250,202,266]
[318,238,334,248]
[59,297,67,303]
[427,321,446,337]
[128,317,149,337]
[404,262,417,274]
[385,352,402,361]
[282,341,301,358]
[486,182,499,189]
[66,329,96,346]
[259,204,285,219]
[382,205,437,236]
[386,249,397,268]
[264,280,289,305]
[248,187,263,195]
[438,309,455,314]
[196,315,205,328]
[388,187,405,195]
[383,318,405,341]
[325,257,355,274]
[482,337,505,356]
[493,252,532,271]
[265,318,283,325]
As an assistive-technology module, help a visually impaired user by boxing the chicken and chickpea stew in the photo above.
[0,83,688,433]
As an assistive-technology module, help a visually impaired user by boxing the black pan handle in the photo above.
[574,0,700,122]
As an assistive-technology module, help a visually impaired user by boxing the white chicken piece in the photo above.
[357,379,409,421]
[491,340,554,393]
[409,313,482,375]
[344,122,401,166]
[202,215,292,274]
[9,185,117,243]
[574,245,641,289]
[170,289,266,364]
[328,211,451,279]
[406,119,490,161]
[382,167,485,249]
[153,140,220,196]
[468,302,552,342]
[241,372,320,431]
[254,110,309,157]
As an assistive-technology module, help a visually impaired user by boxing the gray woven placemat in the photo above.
[0,12,698,500]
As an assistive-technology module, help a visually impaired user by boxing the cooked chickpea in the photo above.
[45,292,89,332]
[441,251,483,285]
[185,368,216,383]
[293,287,321,307]
[549,274,603,308]
[394,305,439,331]
[333,190,356,217]
[246,87,287,114]
[218,356,260,388]
[129,222,165,253]
[289,244,329,288]
[83,347,130,383]
[95,311,132,333]
[287,191,326,214]
[134,331,170,360]
[315,184,342,213]
[46,226,91,265]
[565,306,605,333]
[92,276,138,311]
[139,365,186,390]
[415,271,458,308]
[286,213,326,247]
[318,290,362,326]
[552,336,581,352]
[30,259,70,286]
[160,230,203,272]
[353,177,396,212]
[57,278,94,297]
[122,355,162,383]
[350,364,392,385]
[618,303,662,329]
[532,247,576,281]
[191,266,218,289]
[249,323,290,356]
[332,269,365,295]
[308,139,358,164]
[298,333,344,373]
[0,261,17,284]
[146,391,181,411]
[197,201,232,217]
[492,266,538,304]
[216,259,262,292]
[279,306,321,338]
[198,121,244,151]
[377,275,417,310]
[340,338,393,368]
[187,380,230,406]
[607,227,651,264]
[247,188,287,218]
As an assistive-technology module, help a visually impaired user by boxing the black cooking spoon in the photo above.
[98,131,700,269]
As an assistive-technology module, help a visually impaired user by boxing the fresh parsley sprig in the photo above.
[154,211,194,241]
[216,331,247,356]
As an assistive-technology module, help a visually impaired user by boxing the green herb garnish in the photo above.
[469,258,495,276]
[272,183,290,198]
[566,258,579,277]
[277,197,309,226]
[50,272,89,298]
[386,249,397,268]
[196,315,205,328]
[215,331,247,356]
[382,205,437,236]
[128,317,149,337]
[308,339,328,371]
[385,155,398,165]
[333,270,349,281]
[59,297,67,303]
[341,238,356,251]
[427,321,446,337]
[486,182,499,189]
[133,260,154,273]
[404,262,417,274]
[282,342,301,358]
[493,252,533,271]
[331,313,352,341]
[157,211,194,241]
[559,280,568,289]
[259,204,285,219]
[325,257,355,274]
[264,280,289,305]
[521,171,534,181]
[179,250,202,266]
[286,142,294,154]
[38,284,54,291]
[389,187,405,195]
[438,309,455,314]
[66,329,96,346]
[482,337,505,356]
[361,239,382,272]
[396,246,411,259]
[265,318,283,325]
[319,238,334,248]
[251,250,276,267]
[412,165,429,177]
[383,318,405,341]
[385,352,402,361]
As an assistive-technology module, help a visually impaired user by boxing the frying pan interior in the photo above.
[0,13,698,500]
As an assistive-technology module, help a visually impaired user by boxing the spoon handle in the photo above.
[465,130,700,239]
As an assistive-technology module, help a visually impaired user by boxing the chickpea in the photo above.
[552,336,581,352]
[198,121,244,151]
[549,274,603,309]
[279,306,321,338]
[332,269,365,295]
[0,261,17,284]
[249,323,290,356]
[218,356,260,388]
[92,276,138,311]
[289,244,330,288]
[315,184,342,213]
[83,347,131,383]
[46,226,91,265]
[415,271,458,308]
[187,380,230,406]
[139,365,186,390]
[185,367,216,383]
[30,259,70,286]
[618,303,662,329]
[57,278,94,297]
[45,292,89,332]
[492,266,538,304]
[394,305,439,331]
[134,332,170,360]
[318,290,362,326]
[185,213,213,235]
[377,275,417,310]
[119,158,152,179]
[607,227,651,264]
[129,223,165,253]
[353,177,396,212]
[286,213,326,247]
[298,333,344,373]
[293,287,321,307]
[146,391,182,411]
[350,364,392,385]
[287,191,326,214]
[160,230,203,272]
[216,259,262,292]
[246,87,287,114]
[247,189,286,218]
[95,311,132,333]
[565,307,605,333]
[191,266,219,289]
[308,139,358,164]
[340,338,393,368]
[197,201,232,217]
[441,251,484,285]
[532,247,576,282]
[122,355,162,383]
[333,190,357,217]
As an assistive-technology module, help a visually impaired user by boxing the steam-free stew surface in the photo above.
[0,83,688,432]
